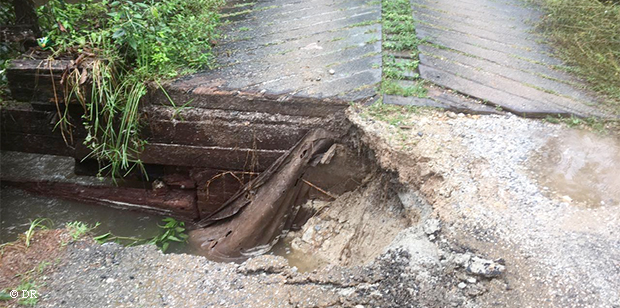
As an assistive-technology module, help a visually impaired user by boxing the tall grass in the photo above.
[36,0,224,179]
[536,0,620,113]
[24,218,53,247]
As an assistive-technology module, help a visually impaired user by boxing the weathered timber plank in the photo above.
[418,64,570,117]
[7,59,70,102]
[143,120,310,151]
[1,180,198,219]
[0,132,74,156]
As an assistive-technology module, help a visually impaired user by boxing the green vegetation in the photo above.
[65,221,100,241]
[382,79,426,97]
[349,19,381,28]
[24,218,53,247]
[0,260,55,306]
[535,0,620,113]
[34,0,224,179]
[94,217,188,252]
[0,280,40,306]
[364,99,420,126]
[381,0,426,97]
[543,114,618,133]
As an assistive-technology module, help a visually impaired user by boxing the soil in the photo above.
[287,172,414,267]
[0,229,70,307]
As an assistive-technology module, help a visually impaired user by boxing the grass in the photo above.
[382,79,427,97]
[24,219,53,248]
[1,280,40,306]
[0,259,57,306]
[544,114,620,134]
[33,0,224,180]
[533,0,620,113]
[378,0,427,99]
[364,99,420,126]
[65,221,100,241]
[358,0,439,125]
[349,19,381,28]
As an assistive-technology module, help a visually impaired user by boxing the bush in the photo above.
[35,0,224,178]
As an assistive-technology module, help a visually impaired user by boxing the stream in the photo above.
[0,184,324,271]
[0,185,163,244]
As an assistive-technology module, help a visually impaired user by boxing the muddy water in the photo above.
[529,129,620,207]
[0,186,163,244]
[1,185,324,270]
[269,237,326,272]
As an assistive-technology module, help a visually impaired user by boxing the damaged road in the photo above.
[3,109,619,308]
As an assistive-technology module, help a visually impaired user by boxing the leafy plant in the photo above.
[35,0,224,179]
[65,221,100,240]
[149,217,188,252]
[0,2,18,102]
[24,218,53,247]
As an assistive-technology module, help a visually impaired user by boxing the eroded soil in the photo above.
[2,109,619,308]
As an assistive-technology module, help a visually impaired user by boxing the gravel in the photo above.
[349,110,620,308]
[36,242,475,308]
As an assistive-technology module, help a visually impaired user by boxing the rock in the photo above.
[453,253,472,267]
[329,69,336,75]
[338,288,356,297]
[467,277,477,284]
[302,225,315,243]
[423,219,442,235]
[466,256,505,278]
[446,111,457,118]
[458,282,467,289]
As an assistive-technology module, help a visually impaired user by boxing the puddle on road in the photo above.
[529,129,620,207]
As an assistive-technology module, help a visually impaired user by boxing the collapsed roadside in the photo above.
[3,107,618,308]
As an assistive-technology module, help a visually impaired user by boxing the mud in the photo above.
[287,172,414,267]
